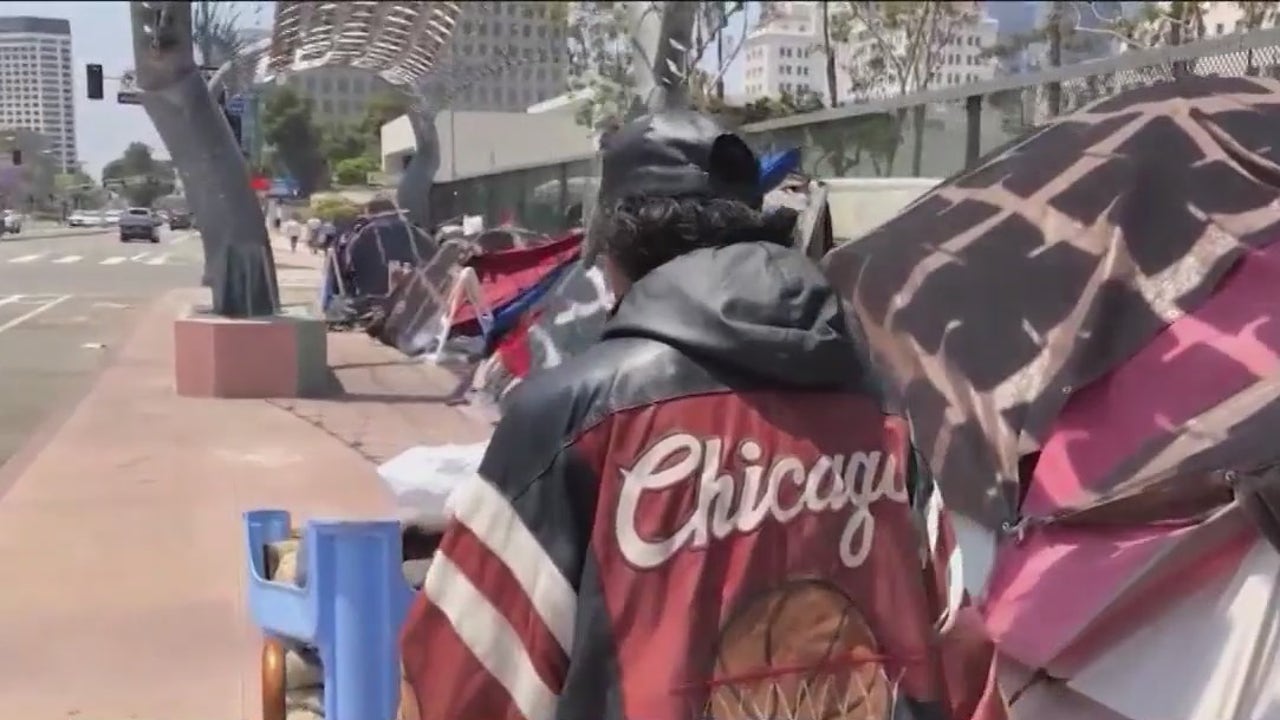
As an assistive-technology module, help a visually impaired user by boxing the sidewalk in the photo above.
[0,287,491,719]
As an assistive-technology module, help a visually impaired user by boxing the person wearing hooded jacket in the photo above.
[399,111,1007,720]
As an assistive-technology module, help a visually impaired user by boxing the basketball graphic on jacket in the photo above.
[706,580,891,720]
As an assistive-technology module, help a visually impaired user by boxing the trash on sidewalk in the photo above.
[376,441,489,531]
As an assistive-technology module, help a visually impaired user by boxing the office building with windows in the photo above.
[420,1,569,112]
[0,16,76,172]
[280,66,396,124]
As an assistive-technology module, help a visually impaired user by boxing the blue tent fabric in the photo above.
[758,148,802,193]
[482,259,577,350]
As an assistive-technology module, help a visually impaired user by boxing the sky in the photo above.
[0,1,272,179]
[8,1,751,180]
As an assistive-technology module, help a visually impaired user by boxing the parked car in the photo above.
[168,210,194,230]
[118,207,160,243]
[68,211,96,227]
[104,209,122,226]
[2,210,23,235]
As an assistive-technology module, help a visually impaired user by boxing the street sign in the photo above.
[226,94,246,116]
[117,69,142,105]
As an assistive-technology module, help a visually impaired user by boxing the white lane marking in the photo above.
[0,294,71,335]
[8,253,43,263]
[130,252,150,262]
[143,253,170,266]
[0,294,22,307]
[52,255,83,264]
[100,256,127,265]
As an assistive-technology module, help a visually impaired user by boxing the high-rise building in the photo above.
[421,1,569,112]
[0,17,76,172]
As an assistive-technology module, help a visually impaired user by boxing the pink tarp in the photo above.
[983,242,1280,682]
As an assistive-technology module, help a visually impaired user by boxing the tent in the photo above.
[368,231,585,358]
[822,76,1280,718]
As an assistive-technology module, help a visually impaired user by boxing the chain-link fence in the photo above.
[429,27,1280,234]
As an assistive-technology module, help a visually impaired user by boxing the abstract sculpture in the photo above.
[396,104,441,231]
[129,1,279,318]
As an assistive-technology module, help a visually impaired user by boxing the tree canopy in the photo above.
[101,142,177,207]
[261,85,327,195]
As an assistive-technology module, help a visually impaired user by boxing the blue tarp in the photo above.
[758,148,802,194]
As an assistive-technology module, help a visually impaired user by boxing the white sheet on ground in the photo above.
[377,442,490,530]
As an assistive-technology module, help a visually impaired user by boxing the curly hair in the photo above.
[590,195,798,282]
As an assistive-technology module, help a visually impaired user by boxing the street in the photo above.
[0,226,205,467]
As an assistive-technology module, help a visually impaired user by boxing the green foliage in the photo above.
[310,194,361,223]
[315,92,409,182]
[101,142,176,207]
[261,85,327,196]
[320,123,369,166]
[333,156,379,186]
[359,92,411,141]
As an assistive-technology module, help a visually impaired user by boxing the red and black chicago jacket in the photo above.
[402,241,1007,720]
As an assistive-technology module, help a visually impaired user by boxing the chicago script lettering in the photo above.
[615,433,905,570]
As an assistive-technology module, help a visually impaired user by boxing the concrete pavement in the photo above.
[0,236,491,718]
[0,228,208,471]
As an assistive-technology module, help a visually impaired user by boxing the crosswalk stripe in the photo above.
[0,294,21,306]
[143,253,169,266]
[53,255,82,264]
[100,256,127,265]
[9,253,43,263]
[130,252,150,262]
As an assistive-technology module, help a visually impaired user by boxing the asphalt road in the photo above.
[0,227,207,468]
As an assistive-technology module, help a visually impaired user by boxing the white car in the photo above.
[68,211,94,227]
[104,210,122,225]
[2,210,22,234]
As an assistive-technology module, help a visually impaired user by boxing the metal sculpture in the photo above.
[129,1,279,317]
[628,1,698,113]
[396,104,441,230]
[266,2,460,230]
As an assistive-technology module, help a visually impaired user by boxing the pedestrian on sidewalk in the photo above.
[399,111,1008,720]
[284,215,302,253]
[306,215,323,255]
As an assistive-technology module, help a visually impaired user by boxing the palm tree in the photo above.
[190,0,256,93]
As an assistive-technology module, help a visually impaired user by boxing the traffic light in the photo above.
[86,64,104,100]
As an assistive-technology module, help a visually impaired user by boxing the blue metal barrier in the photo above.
[244,510,415,720]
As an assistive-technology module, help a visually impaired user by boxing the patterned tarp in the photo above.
[823,76,1280,530]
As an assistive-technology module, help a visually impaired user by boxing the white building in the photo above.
[420,1,569,112]
[0,17,76,172]
[740,1,998,105]
[741,2,826,102]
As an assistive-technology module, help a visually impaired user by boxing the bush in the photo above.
[333,156,379,186]
[310,194,361,223]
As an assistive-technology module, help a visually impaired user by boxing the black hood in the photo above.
[603,241,864,389]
